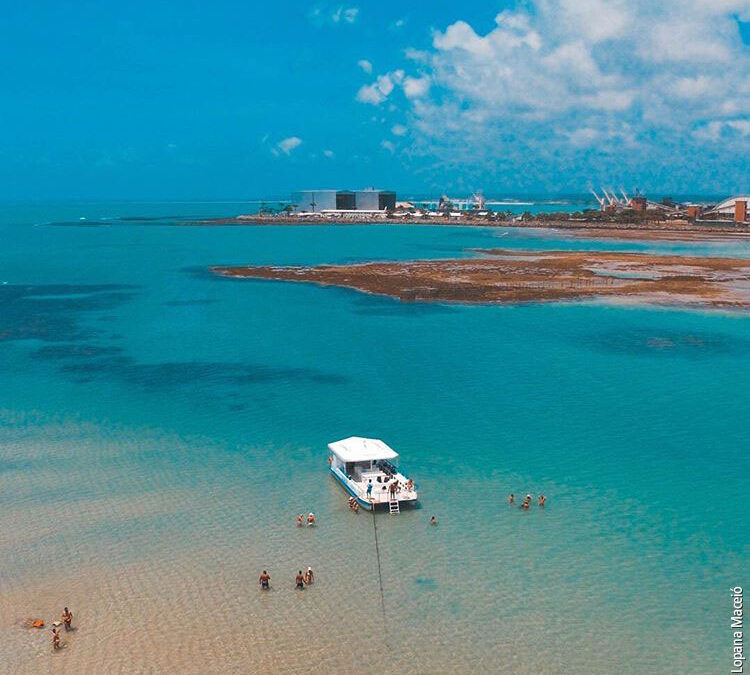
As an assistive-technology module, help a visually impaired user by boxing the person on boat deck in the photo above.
[366,480,373,497]
[406,478,414,491]
[61,607,73,631]
[304,566,314,584]
[259,570,271,589]
[307,512,316,525]
[388,481,397,496]
[430,515,438,525]
[507,493,515,505]
[295,570,305,589]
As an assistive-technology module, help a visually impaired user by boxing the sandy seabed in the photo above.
[1,412,718,674]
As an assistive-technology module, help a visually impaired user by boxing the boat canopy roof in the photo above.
[328,436,398,462]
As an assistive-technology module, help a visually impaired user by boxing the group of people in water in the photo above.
[295,512,316,526]
[48,607,73,651]
[507,493,546,510]
[258,567,314,591]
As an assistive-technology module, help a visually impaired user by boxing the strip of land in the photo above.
[211,249,750,310]
[180,215,750,244]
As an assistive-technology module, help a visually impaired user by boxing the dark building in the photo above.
[336,191,356,210]
[292,188,396,213]
[354,189,396,211]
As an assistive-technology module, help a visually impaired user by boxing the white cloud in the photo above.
[331,5,359,24]
[323,149,335,157]
[403,75,431,98]
[381,140,396,153]
[695,119,750,142]
[276,137,302,155]
[310,4,359,26]
[404,48,430,62]
[356,74,395,105]
[391,124,408,136]
[357,2,750,189]
[357,59,372,74]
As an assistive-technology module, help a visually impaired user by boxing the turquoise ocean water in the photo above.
[1,202,747,673]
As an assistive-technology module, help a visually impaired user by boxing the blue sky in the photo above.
[1,1,748,200]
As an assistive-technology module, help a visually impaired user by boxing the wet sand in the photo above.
[545,224,750,243]
[211,249,750,311]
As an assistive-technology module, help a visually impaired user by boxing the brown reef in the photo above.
[211,249,750,311]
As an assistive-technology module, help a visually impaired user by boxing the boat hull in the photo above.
[330,466,374,510]
[329,465,417,511]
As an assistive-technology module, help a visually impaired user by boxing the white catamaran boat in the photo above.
[328,436,418,513]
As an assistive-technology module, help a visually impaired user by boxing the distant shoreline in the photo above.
[178,215,750,243]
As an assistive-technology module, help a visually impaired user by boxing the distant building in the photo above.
[702,196,750,222]
[631,196,647,212]
[291,188,396,213]
[686,205,701,220]
[291,190,353,212]
[353,188,396,211]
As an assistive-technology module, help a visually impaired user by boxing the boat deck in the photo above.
[331,465,417,507]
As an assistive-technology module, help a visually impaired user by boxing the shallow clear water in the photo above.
[1,203,748,673]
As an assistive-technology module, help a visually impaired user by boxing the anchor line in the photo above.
[370,508,389,646]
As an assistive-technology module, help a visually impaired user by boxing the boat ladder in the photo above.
[388,498,400,515]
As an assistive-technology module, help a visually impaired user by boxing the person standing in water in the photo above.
[304,566,314,584]
[61,607,73,631]
[507,493,515,505]
[51,627,61,651]
[430,515,438,525]
[538,494,546,507]
[259,570,271,590]
[295,570,305,589]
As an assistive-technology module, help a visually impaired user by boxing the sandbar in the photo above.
[211,249,750,311]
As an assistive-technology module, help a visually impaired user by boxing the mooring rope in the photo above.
[370,507,390,645]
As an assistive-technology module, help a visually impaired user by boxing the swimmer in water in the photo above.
[307,512,316,526]
[296,514,304,527]
[520,500,530,510]
[61,607,73,631]
[538,494,546,507]
[429,515,438,525]
[295,570,305,589]
[259,570,271,589]
[507,493,515,505]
